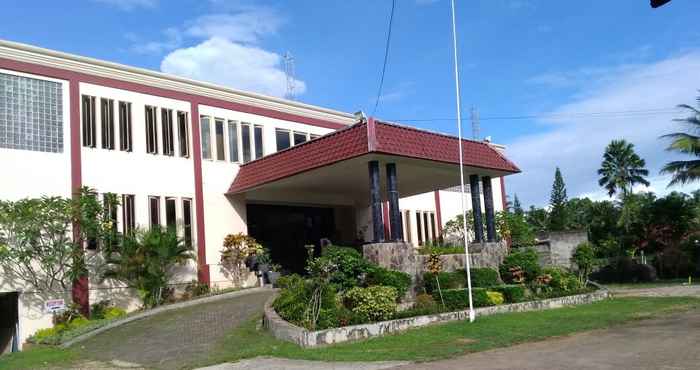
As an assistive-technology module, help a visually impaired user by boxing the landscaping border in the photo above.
[62,286,272,348]
[263,289,609,348]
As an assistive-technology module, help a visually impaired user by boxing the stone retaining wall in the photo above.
[264,289,609,348]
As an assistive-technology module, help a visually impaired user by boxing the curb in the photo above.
[63,286,273,348]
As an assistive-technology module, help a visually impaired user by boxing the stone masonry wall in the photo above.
[533,231,588,269]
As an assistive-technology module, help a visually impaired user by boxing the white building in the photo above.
[0,39,519,350]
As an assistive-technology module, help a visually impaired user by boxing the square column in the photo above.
[469,174,485,243]
[386,163,403,241]
[368,160,385,242]
[482,176,497,242]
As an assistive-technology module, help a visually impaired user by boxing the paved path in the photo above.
[392,309,700,370]
[610,285,700,298]
[77,290,274,370]
[198,358,409,370]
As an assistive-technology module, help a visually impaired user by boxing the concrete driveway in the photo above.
[392,309,700,370]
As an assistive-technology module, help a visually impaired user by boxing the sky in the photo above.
[3,0,700,206]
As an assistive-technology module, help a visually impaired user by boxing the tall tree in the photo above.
[598,139,650,197]
[549,167,569,231]
[660,96,700,186]
[512,194,524,217]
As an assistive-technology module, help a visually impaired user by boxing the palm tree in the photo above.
[660,97,700,186]
[598,139,650,197]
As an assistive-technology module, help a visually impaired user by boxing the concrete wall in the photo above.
[533,231,588,269]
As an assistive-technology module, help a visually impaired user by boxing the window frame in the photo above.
[81,95,96,148]
[416,212,423,246]
[177,111,189,158]
[100,98,115,150]
[254,124,264,159]
[148,196,161,229]
[227,120,239,163]
[293,131,308,146]
[182,198,193,248]
[240,123,251,163]
[275,128,291,151]
[118,101,133,152]
[161,108,174,156]
[165,197,177,232]
[145,105,158,154]
[122,194,135,235]
[214,118,226,161]
[200,115,212,160]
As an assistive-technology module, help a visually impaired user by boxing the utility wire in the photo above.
[372,0,397,116]
[388,107,684,122]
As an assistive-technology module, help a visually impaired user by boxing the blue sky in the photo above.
[3,0,700,206]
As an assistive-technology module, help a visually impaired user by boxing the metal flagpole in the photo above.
[450,0,475,322]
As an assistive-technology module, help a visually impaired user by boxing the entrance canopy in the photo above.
[227,119,520,205]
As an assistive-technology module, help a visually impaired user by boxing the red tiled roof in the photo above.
[228,119,520,193]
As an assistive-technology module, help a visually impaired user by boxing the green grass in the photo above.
[2,296,699,370]
[606,279,694,290]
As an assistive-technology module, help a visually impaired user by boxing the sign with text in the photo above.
[44,299,66,313]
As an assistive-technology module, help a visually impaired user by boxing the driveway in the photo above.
[76,289,274,370]
[392,309,700,370]
[610,285,700,298]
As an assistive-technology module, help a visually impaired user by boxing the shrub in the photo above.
[321,246,371,291]
[572,242,595,283]
[590,257,658,283]
[490,284,526,303]
[470,268,500,287]
[414,293,438,311]
[542,267,582,292]
[272,276,339,329]
[52,304,82,326]
[423,272,465,293]
[274,273,304,289]
[89,300,112,320]
[184,280,210,299]
[434,288,490,311]
[343,286,398,322]
[500,248,541,283]
[67,316,90,330]
[365,266,412,299]
[30,327,61,344]
[103,307,127,320]
[486,291,504,305]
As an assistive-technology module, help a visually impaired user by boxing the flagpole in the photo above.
[450,0,475,322]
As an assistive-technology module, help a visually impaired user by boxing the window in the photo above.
[118,102,132,152]
[430,212,437,244]
[254,125,264,159]
[161,108,174,156]
[85,191,98,250]
[200,116,211,159]
[165,197,177,231]
[310,134,320,140]
[228,120,239,162]
[145,106,158,154]
[149,196,160,228]
[82,95,96,148]
[183,198,193,248]
[100,98,115,150]
[122,194,135,235]
[103,193,118,248]
[215,118,225,161]
[275,129,291,151]
[0,73,64,153]
[416,212,423,245]
[404,210,412,243]
[177,111,189,157]
[423,212,430,244]
[241,123,251,163]
[293,132,307,146]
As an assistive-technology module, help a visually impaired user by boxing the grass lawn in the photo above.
[2,296,699,370]
[606,278,695,290]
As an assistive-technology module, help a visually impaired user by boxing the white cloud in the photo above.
[92,0,156,10]
[161,37,305,97]
[129,5,303,98]
[506,51,700,206]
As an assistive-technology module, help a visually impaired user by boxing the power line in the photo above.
[372,0,397,116]
[388,107,684,123]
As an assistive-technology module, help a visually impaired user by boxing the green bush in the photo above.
[414,293,438,311]
[433,288,490,310]
[30,327,61,344]
[542,267,582,292]
[486,291,505,305]
[272,275,339,329]
[67,316,90,331]
[343,286,398,322]
[365,266,411,299]
[418,244,465,255]
[470,268,500,287]
[274,273,304,289]
[423,271,465,293]
[490,284,527,303]
[103,307,127,320]
[500,248,542,283]
[321,246,372,291]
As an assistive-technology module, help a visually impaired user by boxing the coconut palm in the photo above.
[660,97,700,186]
[598,139,650,197]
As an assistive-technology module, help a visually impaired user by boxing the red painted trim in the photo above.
[0,57,346,130]
[434,190,443,236]
[367,117,378,152]
[190,103,210,285]
[382,201,390,239]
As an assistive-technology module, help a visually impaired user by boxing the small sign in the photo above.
[44,299,65,313]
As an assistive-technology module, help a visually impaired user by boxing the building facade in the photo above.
[0,40,518,349]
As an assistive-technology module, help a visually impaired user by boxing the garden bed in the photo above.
[264,289,609,348]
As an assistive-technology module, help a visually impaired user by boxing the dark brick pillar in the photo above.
[368,161,384,242]
[469,174,484,243]
[482,176,497,242]
[386,163,403,241]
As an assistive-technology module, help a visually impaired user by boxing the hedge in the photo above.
[470,268,500,287]
[432,288,491,310]
[489,284,526,303]
[423,268,500,293]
